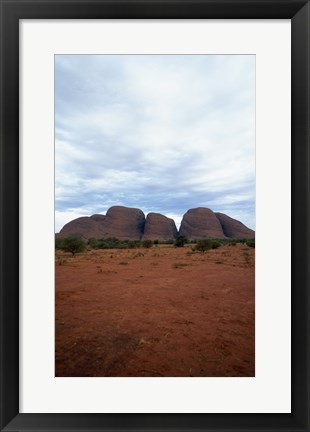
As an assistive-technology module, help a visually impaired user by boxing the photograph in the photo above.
[1,0,309,428]
[55,54,256,377]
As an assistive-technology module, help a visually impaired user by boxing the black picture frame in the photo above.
[1,0,309,431]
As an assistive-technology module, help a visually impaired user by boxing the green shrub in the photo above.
[174,236,187,248]
[61,236,86,256]
[246,239,255,248]
[88,237,99,248]
[142,239,153,248]
[127,240,139,249]
[238,238,248,244]
[55,237,65,250]
[211,240,221,249]
[195,238,221,252]
[96,237,123,249]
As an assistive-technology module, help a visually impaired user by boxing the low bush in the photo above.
[127,240,141,249]
[88,237,99,248]
[55,237,65,250]
[142,239,153,248]
[246,239,255,248]
[87,237,144,249]
[195,238,221,252]
[174,236,187,248]
[96,238,126,249]
[61,236,86,256]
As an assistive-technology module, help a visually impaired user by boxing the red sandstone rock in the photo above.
[58,207,145,240]
[179,207,226,239]
[215,212,255,239]
[143,213,178,241]
[58,217,104,240]
[90,214,106,222]
[101,206,145,240]
[57,206,254,241]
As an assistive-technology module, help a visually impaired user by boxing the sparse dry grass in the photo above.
[56,242,255,377]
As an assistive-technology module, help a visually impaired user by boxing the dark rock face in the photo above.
[58,205,255,241]
[143,213,178,240]
[90,214,106,223]
[58,206,145,240]
[215,212,255,239]
[102,206,145,240]
[58,217,104,240]
[179,207,226,239]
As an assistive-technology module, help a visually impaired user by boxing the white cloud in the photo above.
[55,55,255,231]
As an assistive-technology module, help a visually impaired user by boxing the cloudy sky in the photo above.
[55,55,255,233]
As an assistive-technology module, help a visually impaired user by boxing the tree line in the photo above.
[55,235,254,256]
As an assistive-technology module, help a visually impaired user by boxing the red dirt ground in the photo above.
[55,243,255,377]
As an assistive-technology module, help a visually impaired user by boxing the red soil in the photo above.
[55,243,255,377]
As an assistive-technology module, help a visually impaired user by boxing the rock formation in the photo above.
[215,212,254,239]
[143,213,178,241]
[58,206,145,240]
[100,206,145,240]
[179,207,226,239]
[57,216,104,240]
[57,205,255,240]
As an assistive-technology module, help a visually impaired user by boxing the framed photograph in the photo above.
[1,0,309,431]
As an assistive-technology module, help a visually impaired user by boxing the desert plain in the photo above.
[55,242,254,377]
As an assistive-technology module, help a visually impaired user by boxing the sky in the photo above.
[55,55,255,233]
